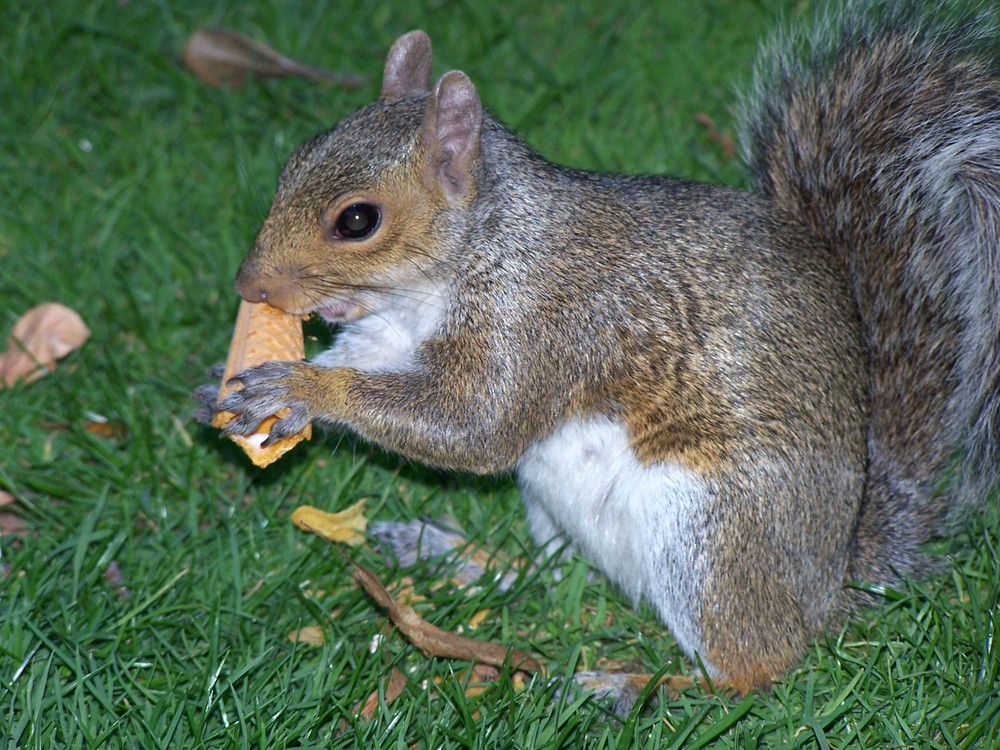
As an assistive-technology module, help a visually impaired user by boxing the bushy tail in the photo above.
[740,0,1000,585]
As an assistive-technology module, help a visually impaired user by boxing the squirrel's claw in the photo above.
[191,383,221,425]
[215,361,313,439]
[261,404,312,443]
[191,364,228,425]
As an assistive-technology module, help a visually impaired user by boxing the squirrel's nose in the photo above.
[233,262,300,311]
[234,278,267,304]
[236,282,267,304]
[233,258,268,303]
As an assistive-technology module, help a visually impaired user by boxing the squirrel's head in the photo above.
[235,30,484,320]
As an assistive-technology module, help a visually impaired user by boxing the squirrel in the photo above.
[197,0,1000,693]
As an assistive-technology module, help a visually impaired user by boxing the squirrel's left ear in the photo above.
[419,71,483,202]
[381,30,433,98]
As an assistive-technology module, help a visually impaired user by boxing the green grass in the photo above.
[1,0,998,747]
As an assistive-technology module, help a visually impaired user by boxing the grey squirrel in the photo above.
[198,0,1000,693]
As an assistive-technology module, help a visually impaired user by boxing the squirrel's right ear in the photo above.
[418,71,483,202]
[381,30,433,99]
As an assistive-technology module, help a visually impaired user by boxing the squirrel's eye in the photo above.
[333,202,380,240]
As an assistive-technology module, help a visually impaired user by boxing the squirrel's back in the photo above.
[741,0,1000,587]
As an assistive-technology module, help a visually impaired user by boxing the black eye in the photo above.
[333,202,380,240]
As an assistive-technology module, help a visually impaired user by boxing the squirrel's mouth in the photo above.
[316,300,363,323]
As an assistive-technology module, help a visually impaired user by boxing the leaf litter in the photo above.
[181,27,368,89]
[0,303,90,387]
[289,498,542,718]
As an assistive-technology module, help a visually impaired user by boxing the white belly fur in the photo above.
[516,415,709,663]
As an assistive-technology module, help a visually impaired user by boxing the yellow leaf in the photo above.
[291,499,367,546]
[288,625,326,646]
[468,608,490,630]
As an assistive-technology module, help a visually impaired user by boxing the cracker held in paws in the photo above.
[211,300,311,467]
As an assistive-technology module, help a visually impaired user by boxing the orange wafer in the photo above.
[211,300,312,467]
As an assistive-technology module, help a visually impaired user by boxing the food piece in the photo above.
[211,300,311,467]
[291,500,368,546]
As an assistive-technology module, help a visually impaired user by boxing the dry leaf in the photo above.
[0,512,26,536]
[0,303,90,387]
[356,667,408,720]
[391,576,425,606]
[243,579,265,598]
[471,663,500,682]
[460,663,504,699]
[181,27,368,89]
[693,113,736,160]
[40,417,127,440]
[572,670,696,715]
[291,499,367,546]
[351,559,542,673]
[83,419,127,439]
[0,490,14,507]
[288,625,326,646]
[468,608,490,630]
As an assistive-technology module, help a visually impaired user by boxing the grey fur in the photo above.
[740,0,1000,589]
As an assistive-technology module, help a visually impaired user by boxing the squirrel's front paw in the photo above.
[191,364,226,425]
[217,361,315,443]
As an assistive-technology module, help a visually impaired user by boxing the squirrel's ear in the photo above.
[419,71,483,201]
[381,30,433,99]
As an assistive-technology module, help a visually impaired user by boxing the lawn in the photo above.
[1,0,998,747]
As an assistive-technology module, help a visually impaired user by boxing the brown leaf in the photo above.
[356,667,408,720]
[181,27,368,89]
[693,113,736,160]
[461,663,503,699]
[351,560,542,673]
[0,512,26,536]
[40,418,127,439]
[0,490,15,507]
[0,303,90,387]
[572,670,697,714]
[84,419,127,439]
